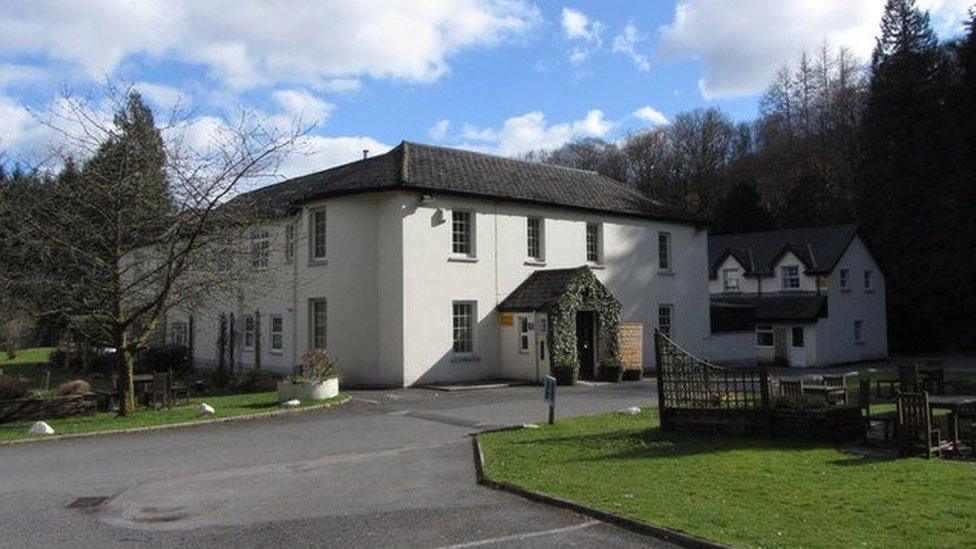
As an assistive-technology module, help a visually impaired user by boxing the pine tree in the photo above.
[859,0,953,350]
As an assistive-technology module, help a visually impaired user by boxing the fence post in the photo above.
[758,364,772,437]
[654,329,669,432]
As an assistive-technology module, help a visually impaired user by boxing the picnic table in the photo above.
[928,395,976,451]
[802,384,847,404]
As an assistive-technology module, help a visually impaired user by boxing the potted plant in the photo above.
[599,356,623,382]
[277,349,340,402]
[551,358,579,386]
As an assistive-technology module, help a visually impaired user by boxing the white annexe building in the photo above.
[167,142,711,387]
[706,225,888,367]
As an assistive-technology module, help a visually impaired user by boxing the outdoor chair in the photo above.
[919,361,945,395]
[858,379,896,442]
[169,370,190,405]
[898,364,920,393]
[896,392,945,459]
[780,379,803,398]
[148,372,170,408]
[823,374,851,404]
[90,374,120,413]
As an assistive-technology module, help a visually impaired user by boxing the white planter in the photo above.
[277,378,339,402]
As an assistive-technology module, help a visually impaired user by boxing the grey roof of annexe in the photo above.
[498,267,593,312]
[710,292,828,333]
[235,141,701,224]
[708,225,864,279]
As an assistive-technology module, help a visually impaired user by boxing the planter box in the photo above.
[0,393,96,423]
[277,378,339,402]
[771,405,864,441]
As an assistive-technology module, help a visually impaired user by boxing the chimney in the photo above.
[362,149,369,160]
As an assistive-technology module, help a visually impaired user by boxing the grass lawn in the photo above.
[0,391,348,443]
[479,410,976,548]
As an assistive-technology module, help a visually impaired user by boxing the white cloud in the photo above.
[271,89,334,123]
[462,109,614,156]
[560,7,604,64]
[632,106,670,127]
[659,0,971,100]
[428,119,451,140]
[277,135,392,179]
[0,0,540,90]
[0,65,50,89]
[318,78,362,93]
[134,82,188,109]
[918,0,974,35]
[612,23,651,72]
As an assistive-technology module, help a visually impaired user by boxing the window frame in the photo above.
[309,298,327,350]
[452,301,477,358]
[309,207,327,263]
[722,268,741,292]
[839,268,850,291]
[854,319,865,344]
[791,326,805,348]
[864,270,874,292]
[270,314,284,353]
[518,316,531,353]
[451,210,476,259]
[526,217,545,263]
[781,265,801,290]
[251,229,270,269]
[657,303,673,337]
[658,231,672,272]
[243,314,255,351]
[756,326,774,348]
[168,321,188,346]
[585,222,602,264]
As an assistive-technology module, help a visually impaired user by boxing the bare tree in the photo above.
[14,84,306,414]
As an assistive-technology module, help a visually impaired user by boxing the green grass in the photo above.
[0,347,55,367]
[0,391,348,442]
[479,410,976,548]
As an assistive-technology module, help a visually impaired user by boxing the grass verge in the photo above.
[478,409,976,548]
[0,391,348,443]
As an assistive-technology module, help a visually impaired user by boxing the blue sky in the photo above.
[1,0,971,176]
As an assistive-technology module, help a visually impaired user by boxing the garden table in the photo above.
[928,395,976,451]
[802,385,847,404]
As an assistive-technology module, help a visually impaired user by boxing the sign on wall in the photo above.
[500,313,514,326]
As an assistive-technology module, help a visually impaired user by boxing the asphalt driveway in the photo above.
[0,380,670,548]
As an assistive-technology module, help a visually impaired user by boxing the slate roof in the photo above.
[708,225,861,278]
[710,292,828,332]
[234,141,701,223]
[498,267,589,312]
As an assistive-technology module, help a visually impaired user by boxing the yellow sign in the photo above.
[500,313,514,326]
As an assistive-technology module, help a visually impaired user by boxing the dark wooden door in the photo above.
[576,311,596,380]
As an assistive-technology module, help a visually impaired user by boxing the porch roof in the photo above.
[498,267,590,312]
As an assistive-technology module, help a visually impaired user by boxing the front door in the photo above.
[773,326,788,366]
[576,311,597,380]
[788,325,807,367]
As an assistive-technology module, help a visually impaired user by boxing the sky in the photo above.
[0,0,972,179]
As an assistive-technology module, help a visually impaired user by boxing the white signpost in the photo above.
[543,375,556,425]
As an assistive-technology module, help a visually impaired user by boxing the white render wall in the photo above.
[821,236,888,364]
[400,195,711,385]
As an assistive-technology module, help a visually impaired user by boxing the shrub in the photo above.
[55,379,91,396]
[234,369,281,393]
[599,356,623,382]
[552,360,578,386]
[136,344,191,378]
[289,349,339,383]
[0,376,30,400]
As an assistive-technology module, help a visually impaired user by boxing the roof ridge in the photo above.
[400,140,607,178]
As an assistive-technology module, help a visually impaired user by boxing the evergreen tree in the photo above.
[711,179,775,234]
[859,0,953,350]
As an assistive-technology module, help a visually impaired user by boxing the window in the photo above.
[251,230,269,268]
[168,321,188,346]
[452,301,476,356]
[586,223,601,263]
[309,299,327,349]
[452,211,474,257]
[309,208,327,262]
[526,217,544,262]
[658,304,673,336]
[781,265,800,290]
[518,316,531,353]
[839,268,850,290]
[722,269,741,292]
[243,315,255,350]
[284,224,295,264]
[791,326,804,348]
[757,326,774,347]
[864,270,874,291]
[270,315,284,353]
[854,319,864,344]
[658,231,672,271]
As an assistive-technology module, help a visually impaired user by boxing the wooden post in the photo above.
[254,310,261,370]
[759,364,772,437]
[44,370,51,391]
[654,329,669,432]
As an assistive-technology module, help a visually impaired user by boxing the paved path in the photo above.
[0,381,672,548]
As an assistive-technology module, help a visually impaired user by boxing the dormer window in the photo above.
[781,265,800,290]
[722,269,741,292]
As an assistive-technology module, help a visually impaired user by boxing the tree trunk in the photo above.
[114,329,136,416]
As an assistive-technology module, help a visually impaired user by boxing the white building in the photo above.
[166,141,711,387]
[705,225,888,367]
